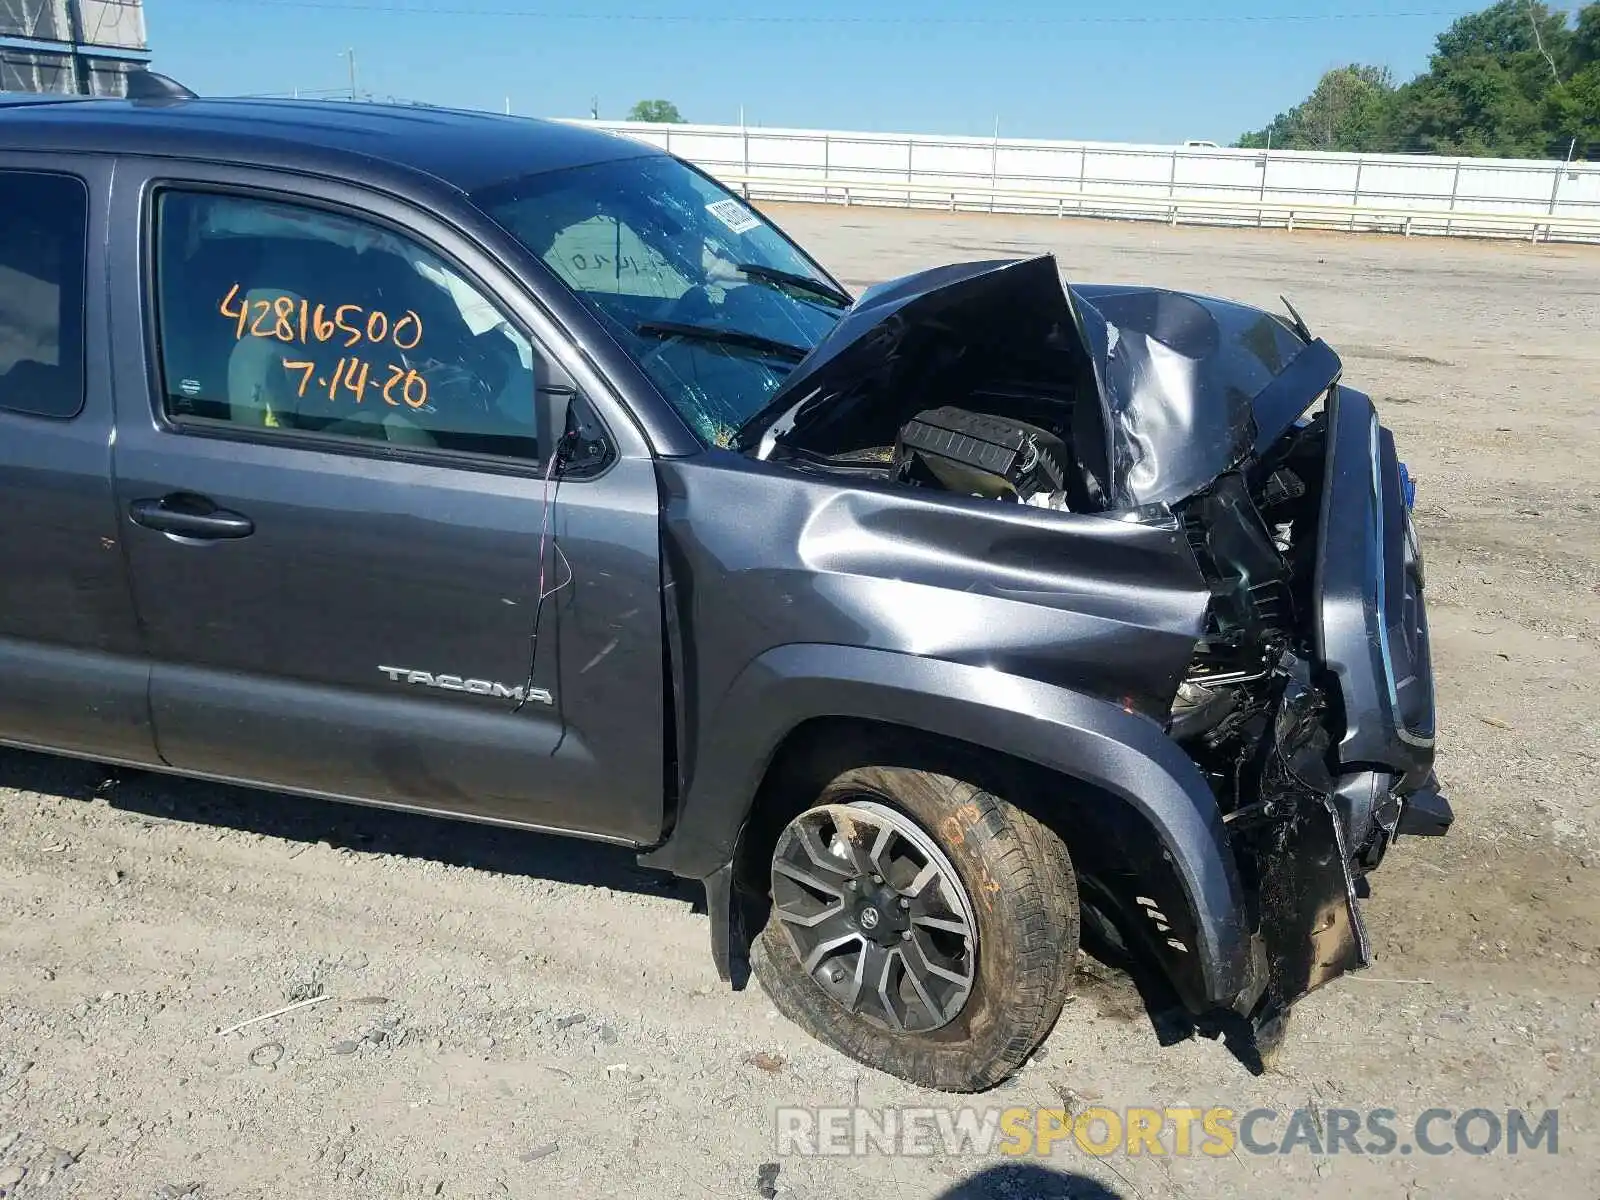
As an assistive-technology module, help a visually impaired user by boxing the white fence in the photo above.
[562,119,1600,244]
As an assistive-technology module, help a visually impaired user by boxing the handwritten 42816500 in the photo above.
[219,284,430,409]
[219,284,425,351]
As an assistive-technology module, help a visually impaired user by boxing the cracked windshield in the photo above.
[475,155,847,447]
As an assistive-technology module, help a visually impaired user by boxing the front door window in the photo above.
[153,191,545,462]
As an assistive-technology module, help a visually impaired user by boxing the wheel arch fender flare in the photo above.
[640,643,1254,1011]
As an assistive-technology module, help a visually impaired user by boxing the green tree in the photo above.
[1387,1,1574,155]
[1432,0,1568,63]
[1236,1,1600,159]
[1238,65,1396,151]
[1575,4,1600,66]
[1547,5,1600,156]
[627,99,684,123]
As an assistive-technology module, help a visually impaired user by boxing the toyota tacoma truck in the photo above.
[0,74,1450,1093]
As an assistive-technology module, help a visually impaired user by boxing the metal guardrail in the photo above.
[719,171,1600,244]
[568,120,1600,245]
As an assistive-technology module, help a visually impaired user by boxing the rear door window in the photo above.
[0,170,88,419]
[151,190,545,461]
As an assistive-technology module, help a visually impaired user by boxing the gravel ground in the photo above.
[3,207,1598,1200]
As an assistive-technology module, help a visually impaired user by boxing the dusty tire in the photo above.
[752,766,1078,1093]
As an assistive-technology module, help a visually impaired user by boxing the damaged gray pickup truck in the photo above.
[0,79,1450,1093]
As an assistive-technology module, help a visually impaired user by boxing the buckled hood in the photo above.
[749,253,1328,509]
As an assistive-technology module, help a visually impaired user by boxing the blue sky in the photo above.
[145,1,1486,144]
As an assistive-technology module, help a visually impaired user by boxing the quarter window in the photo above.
[0,171,88,419]
[153,191,546,461]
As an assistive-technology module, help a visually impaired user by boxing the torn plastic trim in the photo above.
[1230,657,1372,1024]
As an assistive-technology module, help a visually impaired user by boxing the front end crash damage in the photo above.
[1225,661,1372,1028]
[1171,355,1450,1035]
[737,252,1451,1042]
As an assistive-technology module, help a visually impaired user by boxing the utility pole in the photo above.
[342,47,358,101]
[62,0,90,95]
[590,95,599,120]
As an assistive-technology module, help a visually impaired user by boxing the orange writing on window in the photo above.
[218,285,425,354]
[281,354,429,409]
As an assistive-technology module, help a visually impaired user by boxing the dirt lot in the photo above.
[2,207,1598,1200]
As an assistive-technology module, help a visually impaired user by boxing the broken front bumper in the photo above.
[1238,383,1452,1029]
[1316,384,1450,852]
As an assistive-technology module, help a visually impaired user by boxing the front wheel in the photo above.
[751,766,1079,1092]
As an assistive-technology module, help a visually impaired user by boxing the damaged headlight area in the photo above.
[1170,390,1451,1039]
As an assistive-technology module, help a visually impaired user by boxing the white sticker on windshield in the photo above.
[705,197,761,235]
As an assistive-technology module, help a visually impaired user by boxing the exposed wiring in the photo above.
[544,542,575,609]
[512,443,571,714]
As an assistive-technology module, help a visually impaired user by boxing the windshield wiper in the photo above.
[733,263,852,309]
[635,320,811,365]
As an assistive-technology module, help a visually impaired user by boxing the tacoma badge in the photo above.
[378,666,553,706]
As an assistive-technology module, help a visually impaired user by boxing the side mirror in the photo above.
[535,381,576,467]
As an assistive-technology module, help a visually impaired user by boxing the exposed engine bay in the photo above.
[766,389,1105,514]
[893,406,1074,511]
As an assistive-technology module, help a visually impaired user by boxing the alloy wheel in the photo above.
[770,800,979,1033]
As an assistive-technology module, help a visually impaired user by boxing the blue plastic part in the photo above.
[1398,462,1417,511]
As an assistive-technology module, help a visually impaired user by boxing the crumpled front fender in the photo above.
[641,643,1259,1015]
